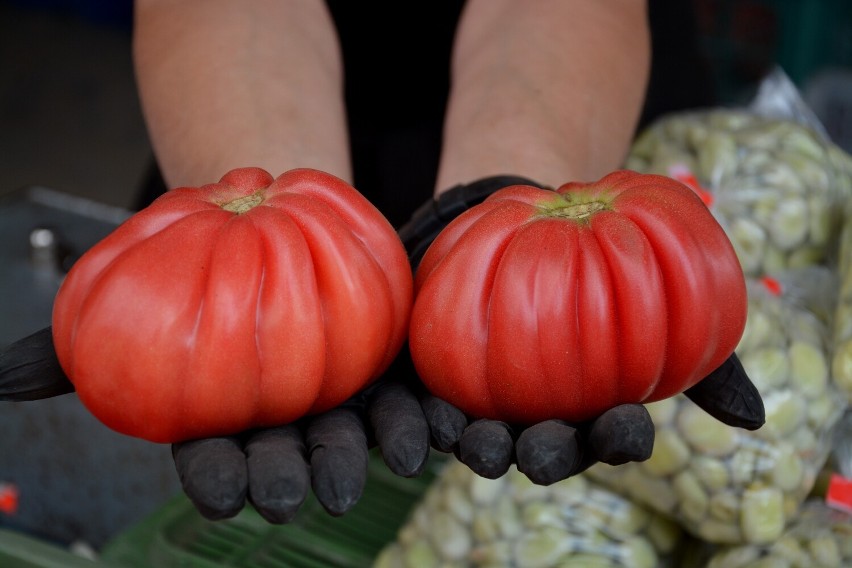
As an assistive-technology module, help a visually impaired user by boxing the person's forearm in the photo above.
[436,0,651,193]
[133,0,350,188]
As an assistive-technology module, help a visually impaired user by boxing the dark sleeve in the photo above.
[324,1,466,228]
[640,0,719,130]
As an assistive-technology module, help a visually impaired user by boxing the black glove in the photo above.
[0,328,431,523]
[396,176,766,485]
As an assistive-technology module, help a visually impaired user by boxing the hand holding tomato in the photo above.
[398,173,765,483]
[0,167,431,522]
[0,328,431,521]
[52,167,413,444]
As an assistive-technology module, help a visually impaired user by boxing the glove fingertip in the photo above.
[192,495,246,522]
[589,404,655,465]
[368,383,431,477]
[249,485,307,525]
[458,420,513,480]
[245,426,310,524]
[685,354,766,430]
[380,434,430,478]
[515,421,581,485]
[172,438,249,521]
[306,409,370,517]
[420,394,467,453]
[311,448,369,517]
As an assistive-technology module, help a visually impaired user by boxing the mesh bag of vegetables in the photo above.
[373,460,685,568]
[833,195,852,402]
[694,500,852,567]
[682,409,852,567]
[625,69,852,278]
[586,269,848,546]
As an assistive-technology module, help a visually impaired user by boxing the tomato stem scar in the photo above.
[551,201,608,220]
[221,191,264,214]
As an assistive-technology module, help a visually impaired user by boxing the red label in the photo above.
[759,276,784,297]
[668,165,715,208]
[826,474,852,514]
[0,483,18,516]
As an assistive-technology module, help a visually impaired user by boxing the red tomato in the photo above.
[410,170,747,424]
[52,167,412,443]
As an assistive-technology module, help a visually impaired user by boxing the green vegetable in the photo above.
[703,500,852,567]
[374,462,683,567]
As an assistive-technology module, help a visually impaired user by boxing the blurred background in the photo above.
[0,0,850,564]
[0,0,145,209]
[1,0,851,208]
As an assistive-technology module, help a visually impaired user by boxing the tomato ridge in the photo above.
[617,182,722,398]
[480,210,534,420]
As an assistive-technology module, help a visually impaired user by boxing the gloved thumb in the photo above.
[0,327,75,401]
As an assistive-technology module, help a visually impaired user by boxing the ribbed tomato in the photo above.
[410,170,747,424]
[52,167,412,443]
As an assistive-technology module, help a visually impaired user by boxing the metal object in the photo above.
[0,186,181,549]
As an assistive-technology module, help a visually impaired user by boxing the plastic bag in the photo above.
[824,410,852,513]
[626,68,852,277]
[696,500,852,567]
[374,460,684,568]
[696,411,852,567]
[586,269,848,545]
[692,412,852,567]
[833,194,852,402]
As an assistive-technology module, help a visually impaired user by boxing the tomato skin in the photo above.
[410,170,747,424]
[52,168,413,443]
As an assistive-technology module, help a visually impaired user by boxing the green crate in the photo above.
[0,528,101,567]
[99,449,444,568]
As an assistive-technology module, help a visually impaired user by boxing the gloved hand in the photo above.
[396,176,766,485]
[0,328,432,523]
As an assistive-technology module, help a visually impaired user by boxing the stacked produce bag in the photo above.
[586,270,846,545]
[374,461,684,568]
[703,501,852,567]
[690,413,852,567]
[375,69,852,567]
[833,176,852,400]
[588,68,852,562]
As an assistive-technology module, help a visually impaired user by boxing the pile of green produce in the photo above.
[697,500,852,567]
[832,191,852,402]
[373,461,684,568]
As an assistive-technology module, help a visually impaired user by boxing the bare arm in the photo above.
[436,0,651,193]
[133,0,350,188]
